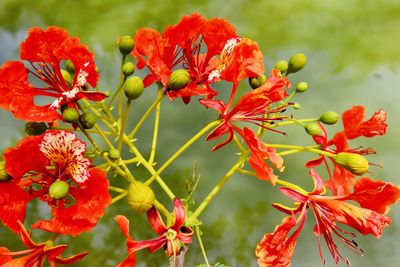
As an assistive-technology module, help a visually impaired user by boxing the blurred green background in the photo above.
[1,0,399,266]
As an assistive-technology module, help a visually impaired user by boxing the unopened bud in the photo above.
[25,122,47,136]
[296,82,308,93]
[292,103,301,110]
[78,112,96,129]
[304,123,321,136]
[65,60,75,74]
[118,36,134,55]
[335,152,369,175]
[124,76,144,100]
[275,60,288,73]
[122,62,135,77]
[62,108,79,123]
[319,111,340,125]
[249,74,267,89]
[287,53,307,74]
[168,69,190,91]
[49,180,70,200]
[108,148,120,161]
[127,181,155,213]
[0,161,11,182]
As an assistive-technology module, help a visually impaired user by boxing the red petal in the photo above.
[199,98,227,114]
[166,82,217,101]
[304,156,324,168]
[172,198,185,231]
[53,251,88,265]
[324,163,356,196]
[115,215,132,240]
[202,17,237,56]
[147,207,167,235]
[116,252,137,267]
[0,247,12,265]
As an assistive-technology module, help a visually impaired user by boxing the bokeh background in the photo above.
[1,0,399,266]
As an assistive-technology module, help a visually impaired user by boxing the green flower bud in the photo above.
[49,180,70,200]
[168,69,190,91]
[319,111,340,125]
[78,112,96,129]
[248,74,267,89]
[304,123,321,136]
[122,62,135,77]
[334,152,369,176]
[124,76,144,100]
[108,148,120,161]
[25,122,47,136]
[61,69,73,87]
[0,161,11,182]
[275,60,288,73]
[118,36,134,55]
[292,103,301,110]
[287,53,307,74]
[127,181,155,213]
[65,60,75,74]
[296,82,308,93]
[62,108,79,123]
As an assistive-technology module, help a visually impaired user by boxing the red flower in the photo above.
[0,130,111,236]
[0,26,106,122]
[115,198,193,266]
[132,13,237,103]
[256,169,399,266]
[0,221,87,267]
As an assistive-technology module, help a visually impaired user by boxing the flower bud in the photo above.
[168,69,190,91]
[287,53,307,74]
[49,180,70,200]
[122,62,135,77]
[292,103,301,110]
[275,60,288,73]
[65,60,75,74]
[334,152,369,175]
[319,111,340,125]
[78,112,96,129]
[108,148,120,161]
[118,36,134,55]
[248,74,267,89]
[304,123,321,136]
[62,108,79,123]
[61,69,73,87]
[25,122,47,136]
[0,161,11,182]
[127,181,155,213]
[296,82,308,93]
[124,76,144,100]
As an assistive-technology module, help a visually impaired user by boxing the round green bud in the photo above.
[304,123,321,136]
[319,111,340,125]
[49,180,70,200]
[292,103,301,110]
[296,82,308,93]
[78,112,96,129]
[0,161,12,182]
[108,148,120,161]
[25,122,47,136]
[124,76,144,100]
[65,60,75,74]
[122,62,135,77]
[61,69,73,87]
[127,181,155,213]
[287,53,307,74]
[62,108,79,123]
[248,74,267,89]
[168,69,190,91]
[335,152,369,176]
[118,35,134,55]
[275,60,288,73]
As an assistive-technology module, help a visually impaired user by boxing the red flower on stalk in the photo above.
[256,169,400,266]
[132,13,237,103]
[0,26,106,122]
[0,221,87,267]
[0,130,111,236]
[115,198,193,266]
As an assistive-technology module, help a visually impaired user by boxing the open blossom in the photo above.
[0,26,106,122]
[115,198,193,266]
[256,169,400,267]
[0,130,111,236]
[0,221,87,267]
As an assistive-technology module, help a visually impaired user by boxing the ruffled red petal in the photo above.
[324,164,356,196]
[202,17,237,56]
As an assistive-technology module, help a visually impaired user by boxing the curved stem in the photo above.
[154,199,174,226]
[149,88,163,165]
[118,99,132,151]
[195,225,211,267]
[275,179,308,195]
[111,191,128,204]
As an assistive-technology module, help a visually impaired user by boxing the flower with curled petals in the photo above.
[0,26,106,122]
[0,130,111,236]
[0,221,87,267]
[256,169,400,266]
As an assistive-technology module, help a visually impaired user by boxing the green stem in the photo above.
[272,118,319,128]
[149,88,163,165]
[111,191,128,204]
[109,186,125,193]
[195,225,211,267]
[118,99,132,151]
[266,143,335,158]
[275,179,308,195]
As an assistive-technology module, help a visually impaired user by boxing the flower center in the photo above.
[166,229,177,241]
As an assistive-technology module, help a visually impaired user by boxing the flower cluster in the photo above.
[0,13,398,267]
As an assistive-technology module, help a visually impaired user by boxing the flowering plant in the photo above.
[0,13,399,267]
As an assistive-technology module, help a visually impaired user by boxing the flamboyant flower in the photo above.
[115,198,193,266]
[132,13,237,103]
[0,26,106,122]
[256,169,400,266]
[0,130,111,236]
[0,221,87,267]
